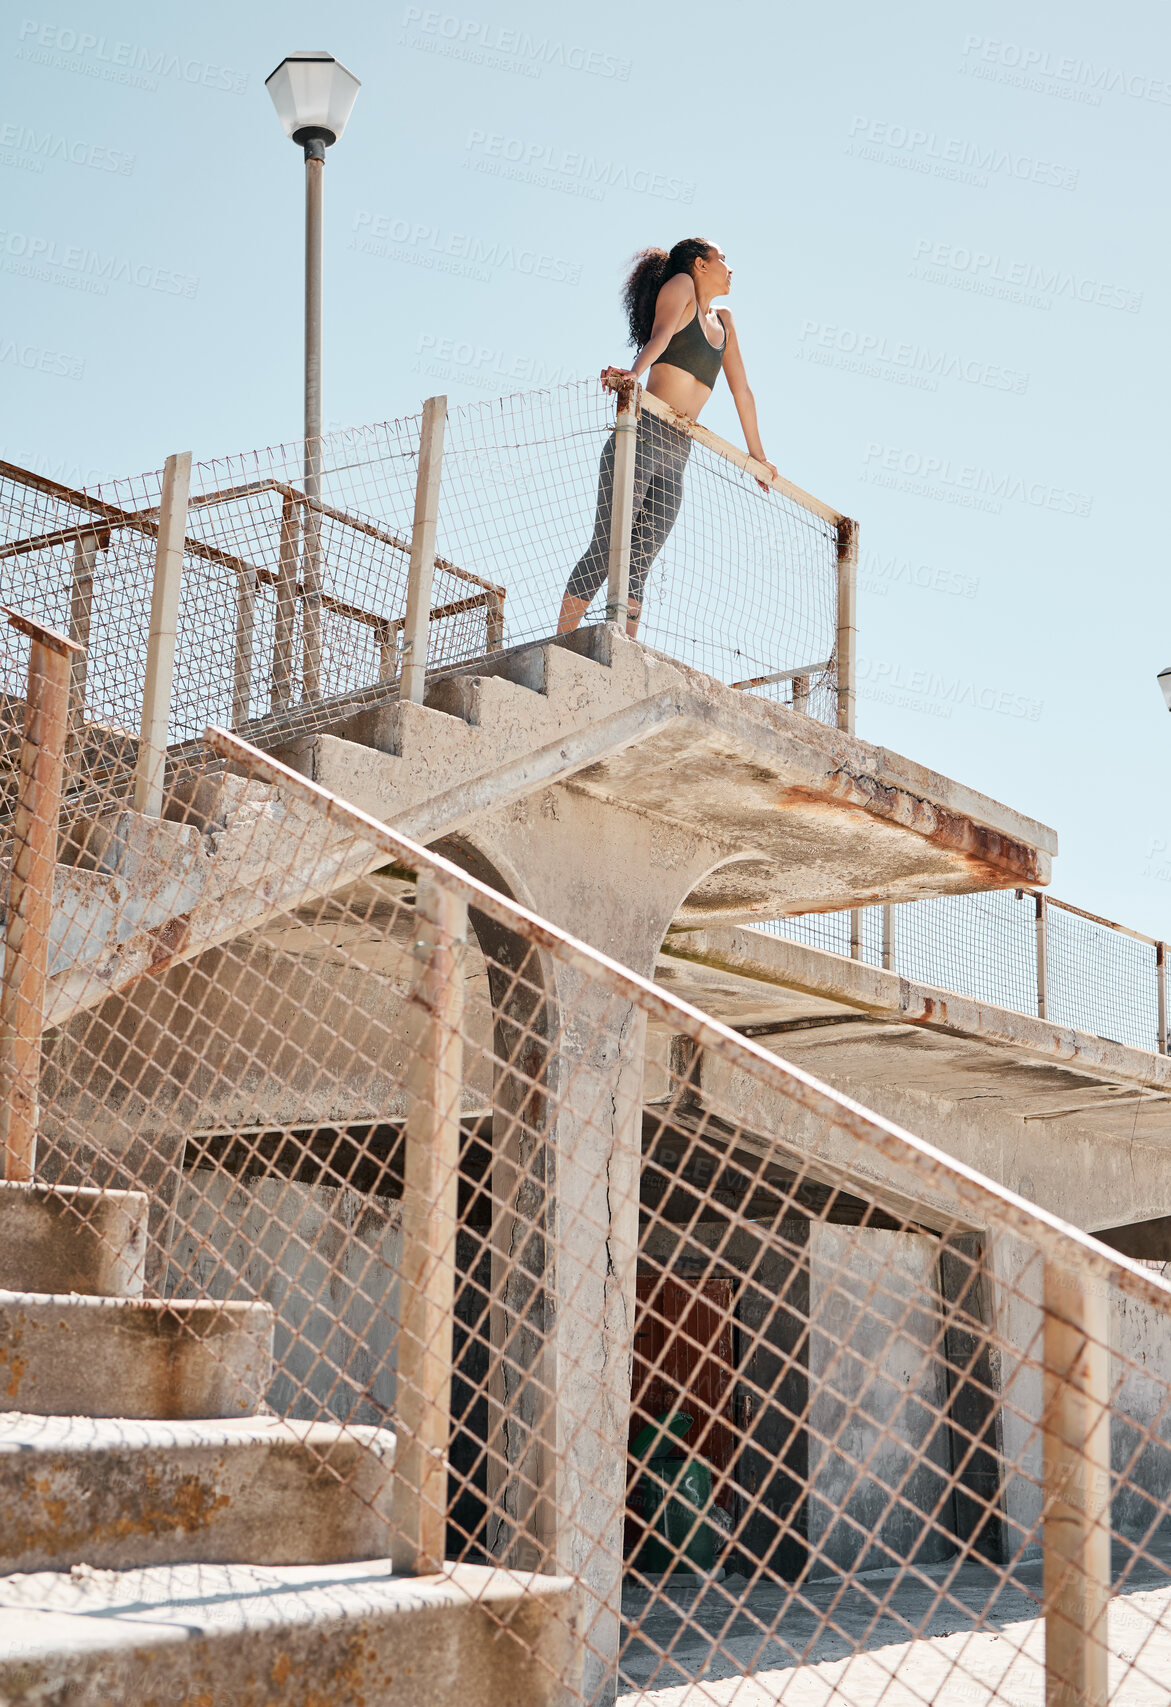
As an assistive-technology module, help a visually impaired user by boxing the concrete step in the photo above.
[0,1293,273,1420]
[0,1413,397,1573]
[0,1184,147,1298]
[0,1559,579,1706]
[426,669,543,729]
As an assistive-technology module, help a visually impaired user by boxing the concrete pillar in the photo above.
[446,798,729,1705]
[807,1225,956,1575]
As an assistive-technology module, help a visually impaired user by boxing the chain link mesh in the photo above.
[1,379,844,833]
[762,890,1165,1055]
[0,686,1168,1706]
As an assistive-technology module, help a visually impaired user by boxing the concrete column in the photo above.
[807,1225,955,1574]
[449,796,729,1706]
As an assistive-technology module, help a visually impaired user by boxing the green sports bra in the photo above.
[653,307,726,389]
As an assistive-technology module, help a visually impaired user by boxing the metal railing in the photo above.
[0,378,855,825]
[763,887,1170,1055]
[5,663,1171,1706]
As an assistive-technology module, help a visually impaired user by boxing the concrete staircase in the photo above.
[0,1181,578,1706]
[22,629,1054,1038]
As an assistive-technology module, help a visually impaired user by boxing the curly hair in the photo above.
[621,238,714,347]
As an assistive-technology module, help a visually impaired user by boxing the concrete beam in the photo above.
[657,929,1171,1234]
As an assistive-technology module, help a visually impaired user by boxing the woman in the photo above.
[558,238,777,637]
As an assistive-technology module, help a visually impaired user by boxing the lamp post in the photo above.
[1159,667,1171,712]
[266,51,359,700]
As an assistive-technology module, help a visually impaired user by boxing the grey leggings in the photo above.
[565,414,692,607]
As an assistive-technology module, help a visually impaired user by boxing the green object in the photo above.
[630,1411,722,1575]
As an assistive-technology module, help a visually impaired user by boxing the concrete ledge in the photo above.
[0,1414,397,1572]
[0,1185,147,1298]
[0,1294,273,1419]
[662,926,1171,1093]
[0,1560,580,1707]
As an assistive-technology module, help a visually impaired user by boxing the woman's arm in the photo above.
[719,310,778,488]
[615,274,694,379]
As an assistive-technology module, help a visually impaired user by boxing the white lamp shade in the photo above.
[1159,668,1171,712]
[266,52,360,145]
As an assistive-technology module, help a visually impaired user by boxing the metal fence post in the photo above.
[272,495,298,713]
[0,612,82,1181]
[1042,1260,1110,1707]
[67,527,106,740]
[401,396,448,707]
[835,515,858,734]
[392,869,467,1574]
[792,673,810,715]
[881,904,895,972]
[605,377,638,628]
[1036,893,1048,1020]
[232,570,257,729]
[133,451,191,817]
[1158,942,1167,1055]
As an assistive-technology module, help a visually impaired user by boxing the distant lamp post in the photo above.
[265,51,361,498]
[1160,667,1171,712]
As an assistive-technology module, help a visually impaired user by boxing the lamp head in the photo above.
[266,51,360,151]
[1159,667,1171,712]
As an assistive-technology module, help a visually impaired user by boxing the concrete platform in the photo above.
[0,1293,273,1419]
[306,628,1057,924]
[616,1538,1171,1704]
[0,1559,579,1707]
[0,1413,397,1572]
[656,927,1171,1235]
[0,1184,147,1298]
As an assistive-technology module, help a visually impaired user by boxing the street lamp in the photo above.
[1159,667,1171,712]
[265,51,361,498]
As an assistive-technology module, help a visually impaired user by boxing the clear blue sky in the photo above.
[2,0,1167,933]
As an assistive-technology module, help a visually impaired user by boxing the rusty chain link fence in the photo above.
[0,377,847,833]
[1,627,1170,1706]
[763,889,1167,1056]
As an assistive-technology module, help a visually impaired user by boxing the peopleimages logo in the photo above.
[0,123,134,175]
[861,443,1092,519]
[846,115,1078,191]
[463,130,695,204]
[351,212,582,286]
[400,9,630,81]
[15,20,247,93]
[797,321,1028,395]
[859,548,979,601]
[0,229,198,298]
[910,239,1142,315]
[414,333,585,391]
[0,336,84,381]
[960,35,1171,106]
[857,658,1043,723]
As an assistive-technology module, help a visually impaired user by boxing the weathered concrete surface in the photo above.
[0,1560,581,1707]
[0,1184,146,1297]
[0,1412,396,1571]
[807,1227,954,1574]
[616,1539,1171,1703]
[306,627,1056,924]
[0,1293,272,1419]
[166,1175,402,1425]
[657,927,1171,1234]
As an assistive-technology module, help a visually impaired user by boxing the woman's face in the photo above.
[695,245,732,296]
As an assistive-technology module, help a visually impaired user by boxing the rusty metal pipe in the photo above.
[0,611,83,1181]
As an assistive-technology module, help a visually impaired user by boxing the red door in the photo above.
[626,1274,737,1553]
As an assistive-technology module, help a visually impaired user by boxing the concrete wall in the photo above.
[165,1172,401,1427]
[807,1226,956,1576]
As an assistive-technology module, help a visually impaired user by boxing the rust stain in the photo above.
[22,1469,230,1556]
[781,771,1045,887]
[270,1653,292,1686]
[146,910,192,973]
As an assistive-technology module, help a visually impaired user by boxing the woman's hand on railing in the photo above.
[755,459,778,496]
